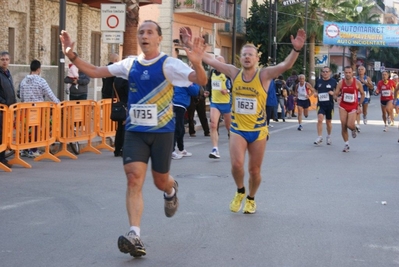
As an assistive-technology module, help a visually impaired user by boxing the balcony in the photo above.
[218,16,246,37]
[67,0,162,9]
[174,0,231,23]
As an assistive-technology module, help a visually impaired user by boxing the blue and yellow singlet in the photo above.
[231,69,267,131]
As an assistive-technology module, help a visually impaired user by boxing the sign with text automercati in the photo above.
[323,21,399,47]
[101,4,126,32]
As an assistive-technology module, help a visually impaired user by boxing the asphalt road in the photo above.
[1,95,398,267]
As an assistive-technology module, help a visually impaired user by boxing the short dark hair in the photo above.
[30,60,41,72]
[0,51,10,57]
[142,20,162,36]
[278,75,284,80]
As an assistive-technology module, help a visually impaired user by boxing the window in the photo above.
[91,32,101,66]
[8,28,15,64]
[51,26,59,65]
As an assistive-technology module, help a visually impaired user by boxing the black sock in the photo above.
[237,187,245,194]
[247,196,254,201]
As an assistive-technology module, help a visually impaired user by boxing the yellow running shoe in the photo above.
[229,192,245,212]
[243,199,257,214]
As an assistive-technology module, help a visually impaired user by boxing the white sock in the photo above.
[345,141,349,145]
[164,188,175,198]
[213,147,218,151]
[130,226,140,237]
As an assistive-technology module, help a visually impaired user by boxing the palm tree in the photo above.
[122,0,140,58]
[324,0,380,71]
[278,0,333,84]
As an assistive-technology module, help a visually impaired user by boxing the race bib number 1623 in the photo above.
[235,97,257,114]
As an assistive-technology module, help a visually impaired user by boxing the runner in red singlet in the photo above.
[375,71,395,132]
[334,66,365,152]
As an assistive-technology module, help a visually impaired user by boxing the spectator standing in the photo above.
[187,86,210,137]
[0,51,17,168]
[19,60,60,157]
[286,89,295,119]
[266,80,278,128]
[102,53,119,99]
[113,77,129,157]
[172,83,199,160]
[65,63,78,95]
[64,67,90,100]
[274,75,287,122]
[286,70,298,118]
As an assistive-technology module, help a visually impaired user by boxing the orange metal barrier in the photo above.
[54,100,101,159]
[0,104,11,172]
[7,102,60,168]
[95,99,117,152]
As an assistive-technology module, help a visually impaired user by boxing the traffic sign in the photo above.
[102,32,124,44]
[101,4,126,32]
[374,61,381,71]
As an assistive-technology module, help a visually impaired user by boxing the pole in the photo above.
[303,0,308,75]
[231,0,237,65]
[342,46,345,71]
[273,0,277,64]
[268,0,272,62]
[57,0,66,101]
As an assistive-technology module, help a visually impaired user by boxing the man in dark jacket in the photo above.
[0,51,17,167]
[102,53,119,99]
[64,68,90,100]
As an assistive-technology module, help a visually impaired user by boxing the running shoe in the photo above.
[164,180,179,218]
[314,137,323,145]
[326,136,332,145]
[351,129,357,138]
[356,125,360,133]
[388,118,391,125]
[363,115,367,125]
[20,150,28,157]
[118,230,146,258]
[229,192,245,213]
[243,199,257,214]
[209,148,220,159]
[28,150,41,158]
[178,149,192,157]
[171,151,183,160]
[383,125,388,132]
[342,144,350,152]
[297,125,303,131]
[390,120,394,126]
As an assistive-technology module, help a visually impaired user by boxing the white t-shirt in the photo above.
[108,52,193,87]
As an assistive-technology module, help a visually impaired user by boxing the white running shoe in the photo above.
[178,150,192,157]
[342,144,350,152]
[383,125,388,132]
[363,115,367,125]
[326,136,332,145]
[314,137,323,145]
[172,151,183,160]
[209,148,220,159]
